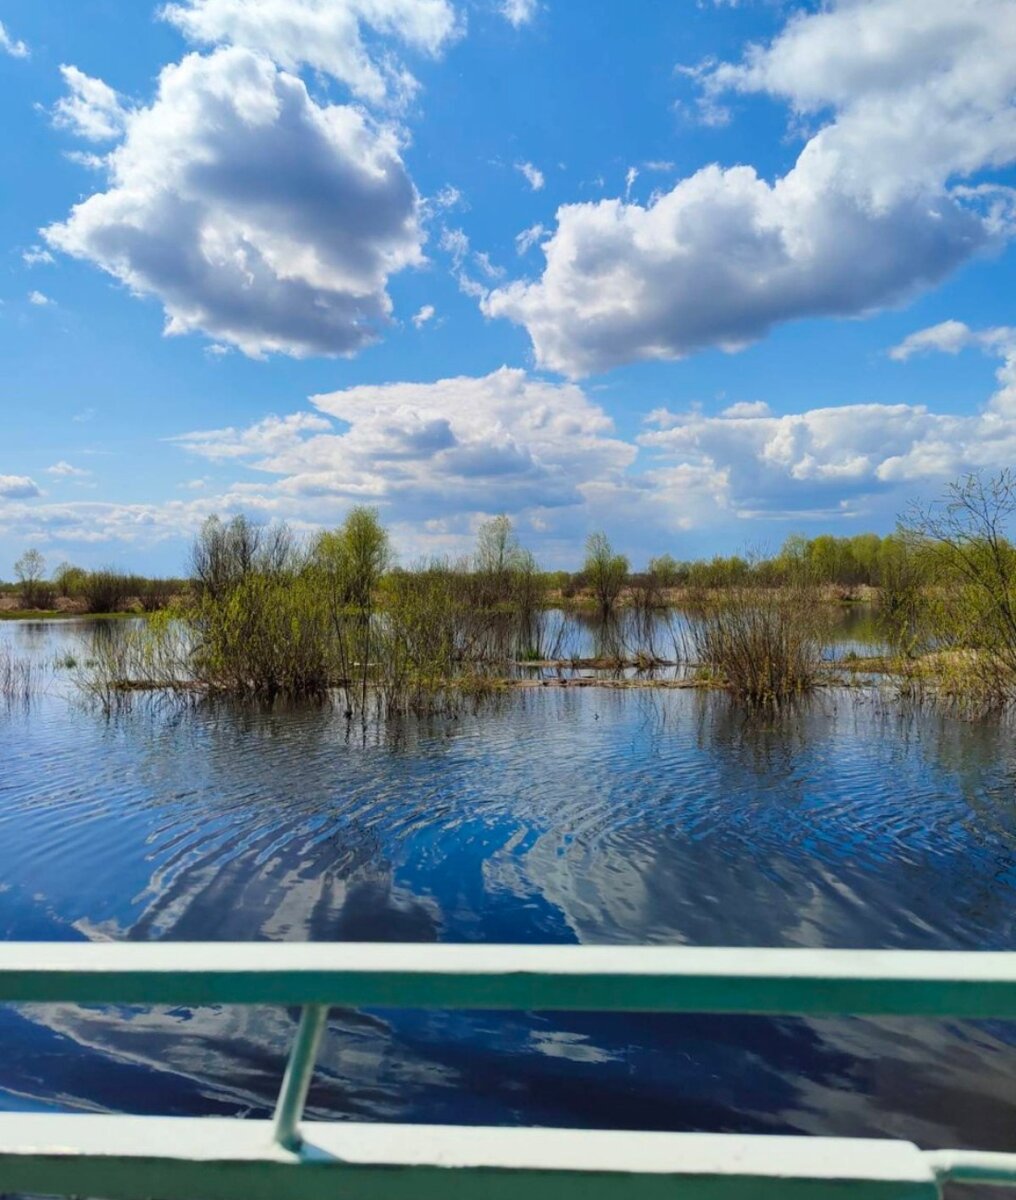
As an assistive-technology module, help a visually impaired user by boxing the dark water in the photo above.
[1,617,1015,1158]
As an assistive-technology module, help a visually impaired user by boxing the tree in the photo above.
[313,507,391,718]
[901,469,1016,688]
[191,514,293,598]
[14,548,47,609]
[647,554,681,588]
[584,532,628,616]
[53,561,87,598]
[474,515,527,608]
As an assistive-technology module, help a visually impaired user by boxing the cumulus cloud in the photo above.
[0,476,41,500]
[639,322,1016,516]
[0,20,28,59]
[485,0,1016,376]
[160,0,459,108]
[173,368,636,533]
[53,66,128,141]
[44,48,425,358]
[27,291,52,307]
[411,303,436,328]
[515,161,545,191]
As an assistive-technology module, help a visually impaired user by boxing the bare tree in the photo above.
[14,548,47,609]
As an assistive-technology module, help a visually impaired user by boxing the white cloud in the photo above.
[430,183,465,211]
[485,0,1016,376]
[22,246,55,267]
[160,0,459,108]
[0,496,215,548]
[27,291,52,307]
[0,20,28,59]
[44,48,425,359]
[722,400,771,418]
[0,476,41,500]
[515,223,546,254]
[173,367,636,531]
[639,322,1016,516]
[515,161,545,191]
[46,462,92,479]
[64,150,108,170]
[439,225,489,299]
[499,0,538,27]
[411,303,436,328]
[624,165,638,198]
[888,319,1015,361]
[169,412,333,461]
[53,66,128,141]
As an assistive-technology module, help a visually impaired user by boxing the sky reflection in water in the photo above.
[0,617,1015,1151]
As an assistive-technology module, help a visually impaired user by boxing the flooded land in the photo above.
[2,614,1015,1150]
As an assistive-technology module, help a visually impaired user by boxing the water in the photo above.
[1,617,1015,1155]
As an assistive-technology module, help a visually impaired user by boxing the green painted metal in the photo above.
[2,942,1016,1016]
[1,943,1015,1199]
[272,1004,328,1151]
[925,1151,1016,1187]
[0,1115,943,1200]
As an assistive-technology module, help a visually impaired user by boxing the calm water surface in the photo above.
[1,617,1015,1155]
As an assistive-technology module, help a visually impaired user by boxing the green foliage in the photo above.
[583,532,628,616]
[53,562,88,597]
[898,470,1016,706]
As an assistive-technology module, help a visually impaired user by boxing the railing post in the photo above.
[272,1004,329,1151]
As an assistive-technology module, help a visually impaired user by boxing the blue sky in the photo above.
[1,0,1015,574]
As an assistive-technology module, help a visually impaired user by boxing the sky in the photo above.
[1,0,1015,575]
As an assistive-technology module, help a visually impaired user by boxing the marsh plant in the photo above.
[85,511,544,717]
[689,584,826,706]
[0,644,40,704]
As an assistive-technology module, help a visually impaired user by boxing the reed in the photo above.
[689,584,824,705]
[0,645,40,703]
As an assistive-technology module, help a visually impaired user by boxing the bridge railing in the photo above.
[0,942,1015,1199]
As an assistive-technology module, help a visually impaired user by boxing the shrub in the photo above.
[82,569,131,614]
[690,585,825,705]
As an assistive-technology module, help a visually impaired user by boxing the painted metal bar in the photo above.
[924,1150,1016,1187]
[0,1114,943,1200]
[1,942,1016,1016]
[272,1005,328,1151]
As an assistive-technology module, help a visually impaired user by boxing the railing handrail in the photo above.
[2,941,1016,1016]
[3,942,1016,1197]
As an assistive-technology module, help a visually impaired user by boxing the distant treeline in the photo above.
[0,531,928,613]
[0,551,186,613]
[62,469,1016,711]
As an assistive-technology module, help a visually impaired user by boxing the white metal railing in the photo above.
[0,942,1014,1198]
